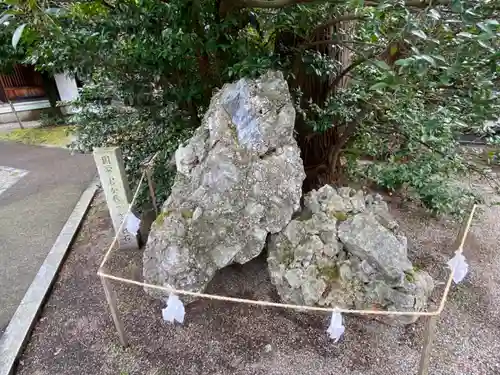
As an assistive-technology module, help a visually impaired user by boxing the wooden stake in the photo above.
[7,97,24,129]
[417,316,438,375]
[0,80,23,129]
[100,275,128,347]
[145,168,158,215]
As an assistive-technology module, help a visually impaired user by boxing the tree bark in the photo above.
[284,19,356,189]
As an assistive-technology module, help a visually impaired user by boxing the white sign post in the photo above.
[93,147,138,250]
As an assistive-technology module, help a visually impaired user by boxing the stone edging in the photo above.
[0,178,99,375]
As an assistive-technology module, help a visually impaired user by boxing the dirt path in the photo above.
[16,185,500,375]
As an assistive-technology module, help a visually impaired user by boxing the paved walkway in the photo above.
[0,141,96,334]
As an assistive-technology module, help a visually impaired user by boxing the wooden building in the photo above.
[0,64,46,103]
[0,64,79,124]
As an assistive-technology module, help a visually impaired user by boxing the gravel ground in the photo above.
[15,182,500,375]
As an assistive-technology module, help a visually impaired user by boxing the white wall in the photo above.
[54,73,79,114]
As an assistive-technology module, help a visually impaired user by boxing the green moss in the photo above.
[296,209,313,221]
[0,125,74,147]
[332,211,348,221]
[279,242,294,267]
[155,210,171,226]
[319,264,340,281]
[228,123,239,145]
[281,252,294,266]
[181,209,193,219]
[405,265,421,282]
[404,270,415,282]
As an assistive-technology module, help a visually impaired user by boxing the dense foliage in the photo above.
[1,0,498,214]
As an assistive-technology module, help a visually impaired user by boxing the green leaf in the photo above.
[477,40,493,52]
[374,60,391,70]
[439,75,451,85]
[370,82,388,91]
[465,9,478,17]
[411,29,427,40]
[456,32,473,39]
[390,45,398,56]
[377,2,393,10]
[418,55,436,66]
[451,0,463,13]
[485,19,499,27]
[477,22,492,33]
[45,8,64,16]
[395,58,413,66]
[433,55,446,63]
[429,9,440,20]
[477,32,494,41]
[12,23,26,49]
[0,13,13,24]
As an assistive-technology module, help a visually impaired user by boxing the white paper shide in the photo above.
[162,294,185,324]
[447,251,469,284]
[126,213,141,235]
[327,311,345,342]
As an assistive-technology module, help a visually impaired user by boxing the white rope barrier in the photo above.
[97,157,477,318]
[93,150,477,375]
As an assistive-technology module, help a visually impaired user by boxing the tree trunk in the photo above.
[280,21,355,190]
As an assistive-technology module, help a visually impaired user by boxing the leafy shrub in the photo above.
[38,111,66,127]
[70,81,194,208]
[2,0,499,215]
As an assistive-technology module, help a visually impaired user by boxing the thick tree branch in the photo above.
[301,37,373,59]
[301,37,347,49]
[298,37,378,88]
[328,107,367,172]
[329,54,374,89]
[311,14,366,36]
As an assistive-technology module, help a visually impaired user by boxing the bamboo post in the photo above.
[141,152,159,215]
[7,97,24,129]
[100,275,128,347]
[417,315,438,375]
[0,79,23,129]
[145,168,158,215]
[418,204,475,375]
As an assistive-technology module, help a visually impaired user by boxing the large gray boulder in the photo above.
[268,185,434,324]
[143,71,305,301]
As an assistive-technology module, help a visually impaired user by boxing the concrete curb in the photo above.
[0,179,99,375]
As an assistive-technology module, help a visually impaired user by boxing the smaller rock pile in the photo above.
[267,185,434,324]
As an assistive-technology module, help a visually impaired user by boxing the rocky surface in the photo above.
[143,71,305,301]
[268,185,434,324]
